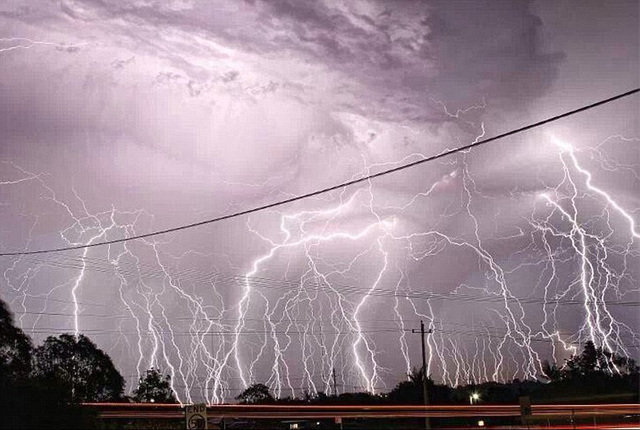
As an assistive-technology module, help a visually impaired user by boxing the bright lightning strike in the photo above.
[0,37,86,53]
[1,126,638,402]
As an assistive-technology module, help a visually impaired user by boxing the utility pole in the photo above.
[331,368,343,430]
[412,321,433,430]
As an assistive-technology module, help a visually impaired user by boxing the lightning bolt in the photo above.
[1,122,637,403]
[0,37,86,53]
[531,135,638,363]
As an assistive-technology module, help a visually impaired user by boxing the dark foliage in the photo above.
[236,383,275,404]
[536,341,639,404]
[0,299,100,429]
[561,340,638,378]
[33,333,125,403]
[0,299,32,383]
[388,367,451,404]
[133,368,178,403]
[1,379,100,429]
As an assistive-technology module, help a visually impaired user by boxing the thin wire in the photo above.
[25,326,635,347]
[1,88,637,257]
[16,309,640,344]
[13,255,640,307]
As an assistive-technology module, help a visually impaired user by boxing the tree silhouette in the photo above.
[236,383,274,404]
[133,368,178,403]
[559,341,639,379]
[388,367,449,404]
[566,340,598,376]
[0,300,101,428]
[32,333,125,403]
[541,360,562,381]
[0,299,32,383]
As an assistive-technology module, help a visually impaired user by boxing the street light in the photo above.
[469,392,480,405]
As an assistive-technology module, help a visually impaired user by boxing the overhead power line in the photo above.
[16,254,640,307]
[24,325,635,347]
[1,88,637,257]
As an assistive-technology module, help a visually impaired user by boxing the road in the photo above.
[84,402,640,420]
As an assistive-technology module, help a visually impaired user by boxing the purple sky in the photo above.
[0,0,638,403]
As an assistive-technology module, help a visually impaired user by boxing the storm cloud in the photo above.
[0,0,638,401]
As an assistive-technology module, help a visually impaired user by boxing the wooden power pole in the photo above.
[412,321,433,430]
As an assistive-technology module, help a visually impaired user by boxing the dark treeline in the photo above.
[234,344,638,428]
[1,296,638,429]
[236,340,638,407]
[0,299,176,429]
[234,349,638,428]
